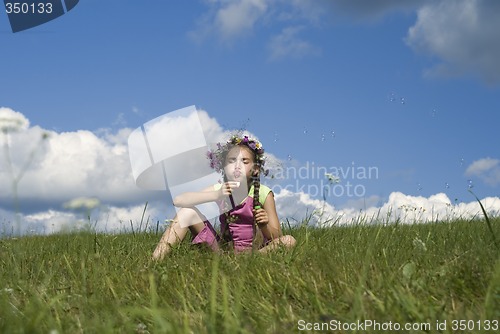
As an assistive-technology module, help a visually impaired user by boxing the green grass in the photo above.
[1,218,499,333]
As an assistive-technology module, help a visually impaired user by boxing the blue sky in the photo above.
[1,0,500,234]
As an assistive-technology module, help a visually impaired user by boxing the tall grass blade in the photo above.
[469,190,499,251]
[209,256,220,333]
[139,202,148,232]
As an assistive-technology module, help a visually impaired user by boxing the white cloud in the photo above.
[3,107,499,236]
[215,0,268,40]
[274,188,336,225]
[329,0,500,83]
[2,202,165,236]
[0,108,231,212]
[22,128,142,203]
[192,0,500,81]
[0,107,30,133]
[190,0,421,51]
[268,26,321,61]
[466,157,500,186]
[25,210,79,234]
[190,0,268,43]
[0,107,279,235]
[406,0,500,83]
[190,0,324,59]
[112,112,127,128]
[132,106,143,115]
[3,187,500,236]
[273,189,500,226]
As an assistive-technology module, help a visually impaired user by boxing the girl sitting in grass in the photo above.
[152,134,296,260]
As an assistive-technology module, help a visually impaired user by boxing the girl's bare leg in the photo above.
[152,207,206,260]
[258,234,296,254]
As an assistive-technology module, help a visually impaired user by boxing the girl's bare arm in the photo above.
[255,192,281,239]
[173,182,239,208]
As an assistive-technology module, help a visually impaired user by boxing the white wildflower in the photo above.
[412,236,427,252]
[63,197,101,211]
[325,172,340,184]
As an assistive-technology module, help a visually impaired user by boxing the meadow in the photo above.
[1,216,499,333]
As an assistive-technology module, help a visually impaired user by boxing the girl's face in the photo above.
[224,146,257,183]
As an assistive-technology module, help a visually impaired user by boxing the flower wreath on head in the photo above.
[207,134,269,176]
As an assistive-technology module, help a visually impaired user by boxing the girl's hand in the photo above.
[253,207,269,225]
[218,181,240,199]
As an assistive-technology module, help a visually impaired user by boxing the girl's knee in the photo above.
[177,208,202,223]
[176,207,205,233]
[176,207,196,220]
[281,235,296,248]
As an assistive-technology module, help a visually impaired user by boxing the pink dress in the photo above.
[192,184,272,252]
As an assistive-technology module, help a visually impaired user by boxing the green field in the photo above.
[1,217,499,333]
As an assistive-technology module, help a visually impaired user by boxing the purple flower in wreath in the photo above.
[206,133,267,175]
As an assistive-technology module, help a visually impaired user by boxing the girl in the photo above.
[152,134,296,260]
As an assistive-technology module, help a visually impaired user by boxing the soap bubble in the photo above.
[388,92,397,102]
